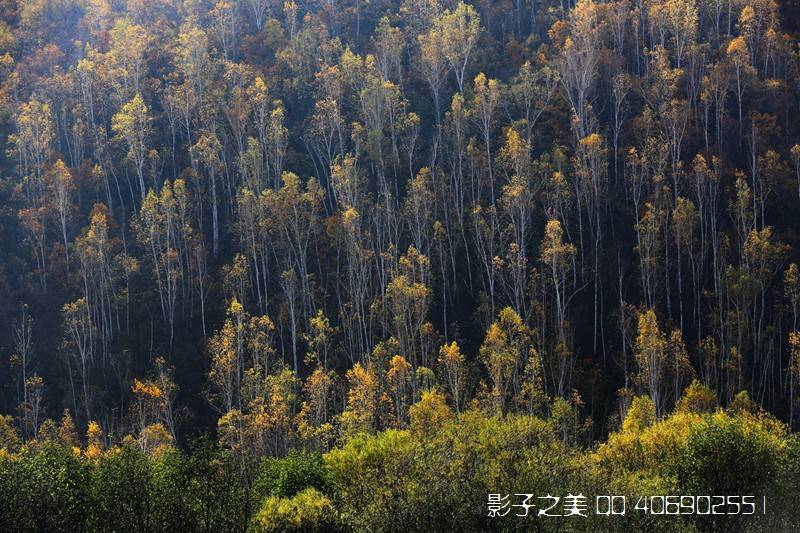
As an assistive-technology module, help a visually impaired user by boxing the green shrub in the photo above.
[250,487,341,533]
[254,449,332,500]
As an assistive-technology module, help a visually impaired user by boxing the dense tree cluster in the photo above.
[2,0,800,528]
[1,391,799,531]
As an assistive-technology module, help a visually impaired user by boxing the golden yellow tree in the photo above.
[339,362,383,436]
[112,93,152,199]
[480,307,529,414]
[297,365,336,451]
[435,1,480,93]
[635,309,668,417]
[387,355,413,426]
[438,341,465,412]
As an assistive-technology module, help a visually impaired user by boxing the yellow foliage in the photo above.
[593,409,701,475]
[58,409,79,448]
[635,309,668,415]
[438,341,463,367]
[541,219,576,266]
[340,363,381,436]
[410,389,454,436]
[251,487,338,532]
[387,355,412,388]
[675,380,717,414]
[342,206,360,225]
[132,378,163,399]
[480,307,528,414]
[87,420,102,440]
[726,35,749,60]
[580,132,603,150]
[140,422,174,456]
[622,395,656,434]
[84,420,104,460]
[84,443,102,460]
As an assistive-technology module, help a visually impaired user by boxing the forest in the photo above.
[1,0,800,530]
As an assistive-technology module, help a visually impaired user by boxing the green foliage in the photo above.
[89,445,152,532]
[0,414,20,452]
[325,429,417,531]
[183,438,249,532]
[325,409,586,532]
[254,450,332,500]
[593,405,800,532]
[728,390,758,415]
[0,442,88,531]
[0,408,796,532]
[668,412,800,532]
[148,448,195,532]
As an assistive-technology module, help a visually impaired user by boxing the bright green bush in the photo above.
[249,487,341,533]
